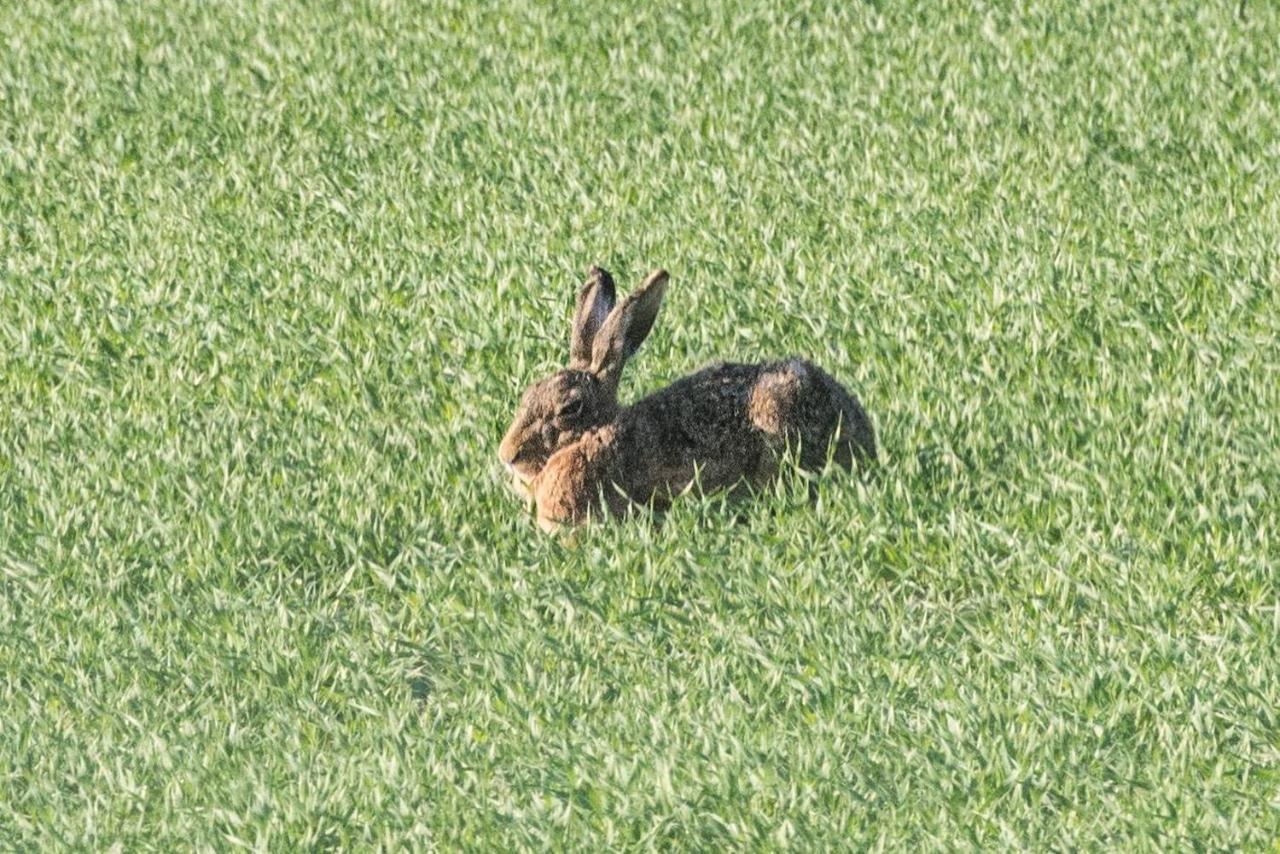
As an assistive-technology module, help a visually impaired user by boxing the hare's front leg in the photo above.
[532,440,626,531]
[531,452,589,531]
[529,445,599,530]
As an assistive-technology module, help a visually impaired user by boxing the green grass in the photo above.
[2,0,1279,848]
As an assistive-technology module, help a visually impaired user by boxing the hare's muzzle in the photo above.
[498,456,534,498]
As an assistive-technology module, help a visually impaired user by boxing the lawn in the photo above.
[2,0,1278,848]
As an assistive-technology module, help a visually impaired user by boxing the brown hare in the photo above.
[498,266,876,531]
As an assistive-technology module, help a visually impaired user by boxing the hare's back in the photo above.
[634,360,767,440]
[618,358,873,502]
[638,358,874,467]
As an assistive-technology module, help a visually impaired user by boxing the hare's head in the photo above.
[498,265,668,485]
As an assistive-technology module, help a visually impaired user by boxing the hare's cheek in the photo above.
[548,428,581,455]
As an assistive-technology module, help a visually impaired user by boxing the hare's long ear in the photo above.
[589,269,669,392]
[568,266,616,370]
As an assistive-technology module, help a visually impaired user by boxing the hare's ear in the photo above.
[590,269,669,391]
[569,266,616,370]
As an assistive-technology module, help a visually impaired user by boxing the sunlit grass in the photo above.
[2,0,1278,848]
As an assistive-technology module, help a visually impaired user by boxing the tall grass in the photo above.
[2,0,1278,847]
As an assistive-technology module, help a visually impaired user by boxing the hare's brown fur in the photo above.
[499,267,875,530]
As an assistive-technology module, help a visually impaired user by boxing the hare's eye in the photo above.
[557,399,584,419]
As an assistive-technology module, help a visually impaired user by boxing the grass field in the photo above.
[2,0,1279,848]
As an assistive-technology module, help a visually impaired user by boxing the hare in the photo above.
[498,266,876,531]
